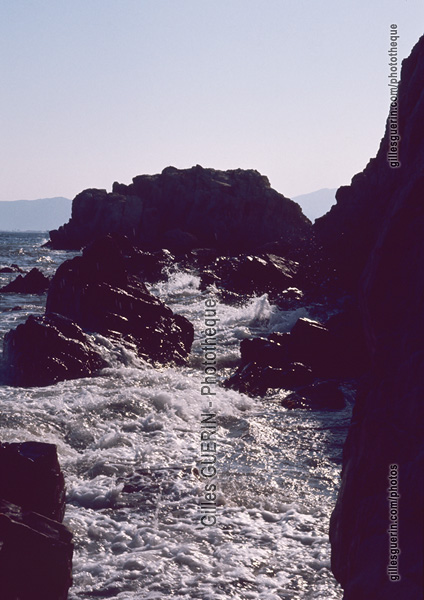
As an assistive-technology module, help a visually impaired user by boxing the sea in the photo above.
[0,231,352,600]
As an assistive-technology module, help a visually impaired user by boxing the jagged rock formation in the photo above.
[324,36,424,599]
[49,166,311,252]
[0,442,73,599]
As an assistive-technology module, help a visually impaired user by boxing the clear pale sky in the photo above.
[0,0,423,202]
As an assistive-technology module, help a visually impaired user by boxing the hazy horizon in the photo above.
[0,185,335,230]
[1,1,423,202]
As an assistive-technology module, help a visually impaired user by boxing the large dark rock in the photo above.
[123,248,174,283]
[289,317,337,376]
[46,235,194,366]
[0,442,73,600]
[0,268,50,294]
[3,313,107,387]
[49,166,311,252]
[223,361,268,396]
[225,360,315,397]
[328,35,424,599]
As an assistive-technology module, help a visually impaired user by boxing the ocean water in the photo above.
[0,232,351,600]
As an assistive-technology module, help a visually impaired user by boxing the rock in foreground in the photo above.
[0,441,66,520]
[0,442,73,600]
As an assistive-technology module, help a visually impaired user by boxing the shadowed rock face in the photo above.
[49,165,311,252]
[325,36,424,599]
[224,310,366,402]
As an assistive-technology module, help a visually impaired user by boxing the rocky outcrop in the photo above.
[0,268,50,294]
[0,442,73,599]
[327,36,424,599]
[46,235,194,366]
[0,442,66,521]
[3,313,107,387]
[49,166,311,252]
[0,442,65,521]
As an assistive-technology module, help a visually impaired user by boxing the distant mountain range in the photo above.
[293,188,337,222]
[0,197,71,231]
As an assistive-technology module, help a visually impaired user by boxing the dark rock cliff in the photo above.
[315,35,424,291]
[321,36,424,599]
[49,165,311,252]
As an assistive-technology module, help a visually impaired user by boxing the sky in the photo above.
[0,0,423,202]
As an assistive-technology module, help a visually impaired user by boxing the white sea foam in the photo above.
[0,234,349,599]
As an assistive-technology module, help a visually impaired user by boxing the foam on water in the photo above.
[0,234,348,599]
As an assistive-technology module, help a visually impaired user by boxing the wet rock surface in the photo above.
[200,253,299,297]
[1,236,193,387]
[3,313,107,387]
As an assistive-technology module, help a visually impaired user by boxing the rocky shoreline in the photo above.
[1,32,423,600]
